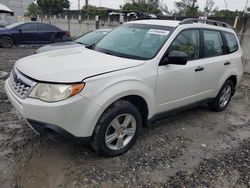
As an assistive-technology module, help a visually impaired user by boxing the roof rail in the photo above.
[179,18,232,29]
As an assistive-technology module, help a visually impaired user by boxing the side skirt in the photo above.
[147,98,214,126]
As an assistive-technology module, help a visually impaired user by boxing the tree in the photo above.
[174,0,199,16]
[212,9,245,17]
[27,2,41,17]
[37,0,70,15]
[204,0,214,16]
[82,5,108,17]
[159,0,171,15]
[120,0,162,15]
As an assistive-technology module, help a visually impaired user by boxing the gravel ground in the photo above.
[0,47,250,188]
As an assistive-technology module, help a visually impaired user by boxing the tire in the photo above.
[0,36,14,48]
[91,100,142,157]
[208,80,234,112]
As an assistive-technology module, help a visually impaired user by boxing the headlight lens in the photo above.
[29,83,85,102]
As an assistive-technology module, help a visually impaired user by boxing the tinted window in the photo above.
[204,30,224,58]
[38,23,58,31]
[224,32,238,53]
[19,23,37,31]
[168,30,200,60]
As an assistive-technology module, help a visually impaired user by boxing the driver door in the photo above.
[156,29,205,113]
[16,23,38,44]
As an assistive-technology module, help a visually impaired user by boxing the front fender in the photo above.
[82,77,155,116]
[80,74,156,135]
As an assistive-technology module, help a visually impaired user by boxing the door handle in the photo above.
[224,61,231,66]
[195,66,204,72]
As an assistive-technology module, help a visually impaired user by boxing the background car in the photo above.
[36,29,111,53]
[0,21,71,48]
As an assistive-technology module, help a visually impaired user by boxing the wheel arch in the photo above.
[0,34,15,46]
[216,67,242,96]
[87,92,153,137]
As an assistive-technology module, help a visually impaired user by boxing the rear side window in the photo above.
[224,32,238,53]
[38,23,58,31]
[168,29,200,60]
[203,30,224,58]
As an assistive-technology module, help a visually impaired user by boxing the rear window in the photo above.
[224,32,238,53]
[38,23,58,31]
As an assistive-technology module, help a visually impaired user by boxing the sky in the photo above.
[70,0,250,12]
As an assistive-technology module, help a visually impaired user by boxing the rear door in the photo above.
[198,29,228,98]
[37,23,59,43]
[16,23,38,44]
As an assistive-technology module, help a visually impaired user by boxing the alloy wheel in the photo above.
[219,85,232,108]
[0,36,13,48]
[105,114,136,150]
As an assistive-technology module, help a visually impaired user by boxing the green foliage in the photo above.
[120,0,162,15]
[27,2,41,17]
[212,9,245,17]
[174,0,199,16]
[82,5,108,17]
[37,0,70,15]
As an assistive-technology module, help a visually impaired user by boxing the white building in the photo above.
[0,0,34,22]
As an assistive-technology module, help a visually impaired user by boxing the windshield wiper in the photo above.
[76,41,84,45]
[85,43,95,49]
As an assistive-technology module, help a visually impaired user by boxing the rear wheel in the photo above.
[91,100,142,157]
[0,36,14,48]
[208,80,234,112]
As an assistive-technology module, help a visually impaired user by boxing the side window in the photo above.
[37,23,49,31]
[203,30,224,58]
[224,32,238,53]
[168,30,200,60]
[19,23,37,31]
[38,23,58,31]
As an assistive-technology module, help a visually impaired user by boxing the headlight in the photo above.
[29,83,85,102]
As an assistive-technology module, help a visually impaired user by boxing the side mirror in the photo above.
[161,50,189,65]
[18,28,23,33]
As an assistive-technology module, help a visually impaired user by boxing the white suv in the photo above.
[5,18,243,157]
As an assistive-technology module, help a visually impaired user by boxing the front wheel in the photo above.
[91,100,142,157]
[208,80,234,112]
[0,36,14,48]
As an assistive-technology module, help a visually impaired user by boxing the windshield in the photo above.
[94,24,172,60]
[6,22,24,29]
[75,30,109,46]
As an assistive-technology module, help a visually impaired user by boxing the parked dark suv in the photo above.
[0,21,71,48]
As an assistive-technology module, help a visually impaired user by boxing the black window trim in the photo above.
[159,28,202,66]
[222,31,239,54]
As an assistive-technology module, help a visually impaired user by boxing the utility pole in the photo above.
[245,0,249,14]
[78,0,81,10]
[224,0,228,16]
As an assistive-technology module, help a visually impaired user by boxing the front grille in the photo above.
[8,69,36,99]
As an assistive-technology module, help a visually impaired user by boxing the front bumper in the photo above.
[5,79,102,137]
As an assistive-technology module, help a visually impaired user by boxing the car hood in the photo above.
[37,42,82,53]
[16,47,145,83]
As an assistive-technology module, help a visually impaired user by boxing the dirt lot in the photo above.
[0,47,250,188]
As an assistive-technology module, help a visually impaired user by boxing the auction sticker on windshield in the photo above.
[148,29,170,36]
